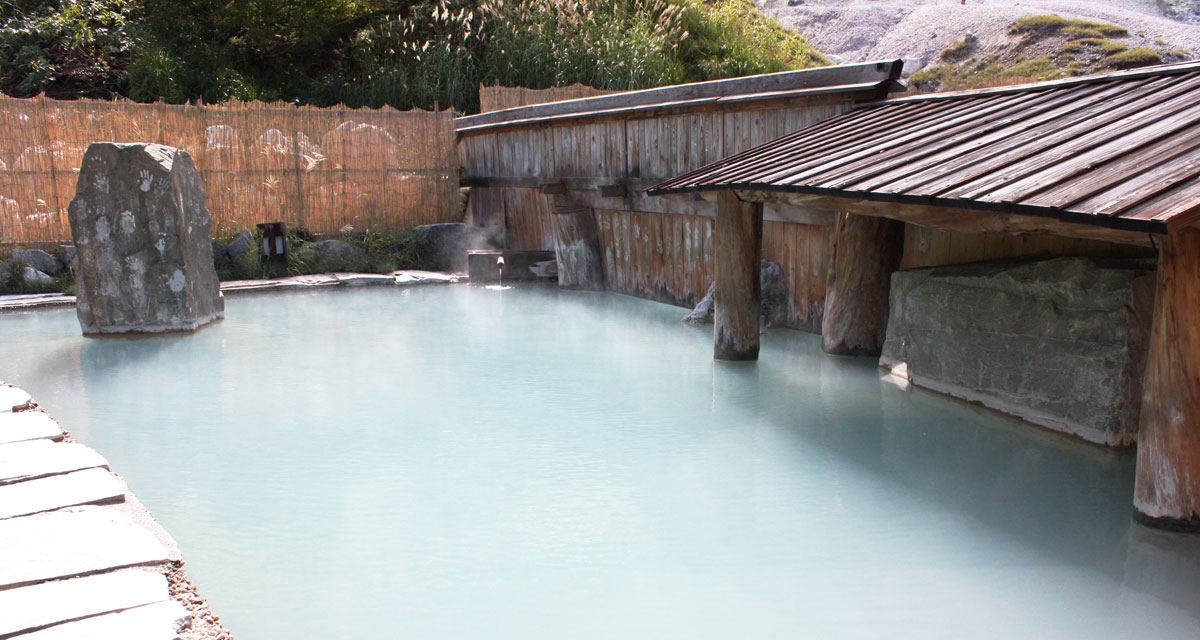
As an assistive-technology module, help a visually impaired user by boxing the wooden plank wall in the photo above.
[503,188,555,251]
[597,209,714,309]
[478,84,619,113]
[458,96,855,333]
[458,96,851,190]
[900,225,1156,269]
[594,210,832,331]
[762,221,833,333]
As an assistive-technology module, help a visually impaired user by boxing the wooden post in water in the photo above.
[713,191,763,361]
[550,206,604,290]
[822,213,905,356]
[1134,228,1200,531]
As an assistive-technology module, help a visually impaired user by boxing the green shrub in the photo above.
[1062,38,1127,55]
[1103,47,1164,69]
[0,0,138,98]
[1011,14,1069,35]
[3,0,829,113]
[1011,15,1127,40]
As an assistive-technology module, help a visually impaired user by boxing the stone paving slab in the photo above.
[0,569,169,638]
[19,600,190,640]
[0,412,63,445]
[0,295,75,313]
[0,386,32,412]
[395,270,465,285]
[0,468,125,520]
[333,272,395,286]
[0,507,172,590]
[1,269,468,308]
[0,441,109,486]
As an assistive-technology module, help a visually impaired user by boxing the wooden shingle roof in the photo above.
[650,61,1200,234]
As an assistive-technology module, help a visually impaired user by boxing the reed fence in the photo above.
[0,95,460,245]
[478,83,618,112]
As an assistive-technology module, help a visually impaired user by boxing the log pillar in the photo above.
[713,191,763,361]
[821,213,905,356]
[1134,228,1200,532]
[549,206,605,290]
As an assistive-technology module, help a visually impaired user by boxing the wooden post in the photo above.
[713,191,763,361]
[550,207,604,290]
[822,213,905,356]
[1134,228,1200,531]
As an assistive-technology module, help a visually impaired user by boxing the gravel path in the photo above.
[760,0,1200,69]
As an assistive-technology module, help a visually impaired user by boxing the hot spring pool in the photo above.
[2,284,1199,639]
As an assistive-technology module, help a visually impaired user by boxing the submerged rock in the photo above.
[683,258,788,328]
[9,249,63,276]
[67,143,224,334]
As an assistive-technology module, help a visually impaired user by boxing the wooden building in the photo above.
[650,61,1200,531]
[456,61,905,332]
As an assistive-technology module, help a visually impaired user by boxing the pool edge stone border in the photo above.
[0,381,234,640]
[0,270,469,313]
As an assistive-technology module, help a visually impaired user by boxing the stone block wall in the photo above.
[880,257,1155,446]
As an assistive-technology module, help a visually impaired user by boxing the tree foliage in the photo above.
[0,0,829,112]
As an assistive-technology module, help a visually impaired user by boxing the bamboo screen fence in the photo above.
[0,95,459,245]
[478,83,618,112]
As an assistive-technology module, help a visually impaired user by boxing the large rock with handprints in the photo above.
[67,143,224,334]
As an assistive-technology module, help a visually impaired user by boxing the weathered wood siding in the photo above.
[502,188,555,251]
[479,84,619,113]
[900,225,1155,269]
[597,209,714,308]
[459,93,862,333]
[762,221,833,333]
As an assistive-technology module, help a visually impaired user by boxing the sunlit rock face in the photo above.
[67,143,224,334]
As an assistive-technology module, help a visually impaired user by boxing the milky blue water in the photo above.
[2,285,1200,639]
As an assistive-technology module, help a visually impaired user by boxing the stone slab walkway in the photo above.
[0,382,202,639]
[0,412,63,445]
[0,507,174,590]
[0,468,125,519]
[0,440,109,486]
[0,386,32,411]
[0,570,173,637]
[0,269,467,312]
[19,600,190,640]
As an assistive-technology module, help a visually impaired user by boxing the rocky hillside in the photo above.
[758,0,1200,91]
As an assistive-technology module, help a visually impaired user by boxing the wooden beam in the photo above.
[737,190,1156,247]
[463,178,835,225]
[549,205,605,291]
[713,191,764,361]
[822,213,905,356]
[457,60,902,129]
[1134,227,1200,531]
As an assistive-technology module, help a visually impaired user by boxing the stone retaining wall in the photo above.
[880,257,1156,446]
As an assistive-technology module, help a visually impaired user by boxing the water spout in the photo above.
[486,255,510,291]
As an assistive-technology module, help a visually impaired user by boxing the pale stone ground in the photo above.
[759,0,1200,71]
